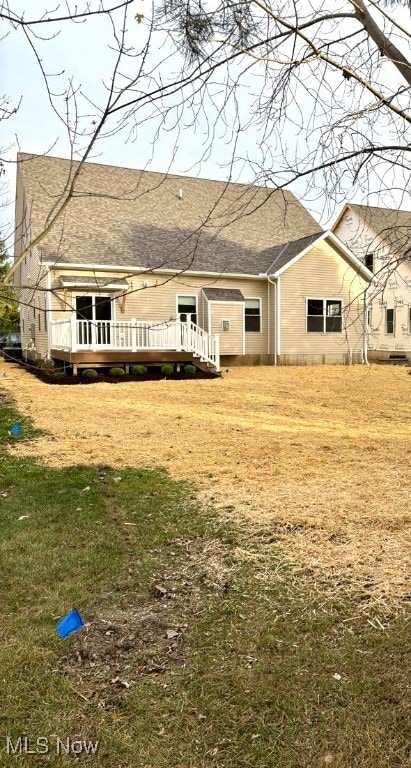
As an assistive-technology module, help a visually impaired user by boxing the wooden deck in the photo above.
[50,349,216,374]
[50,318,220,373]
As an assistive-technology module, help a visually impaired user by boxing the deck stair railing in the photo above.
[50,316,220,371]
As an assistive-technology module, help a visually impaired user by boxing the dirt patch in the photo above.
[3,360,411,608]
[57,538,231,708]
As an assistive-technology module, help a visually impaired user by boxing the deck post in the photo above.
[176,319,182,352]
[70,314,77,352]
[131,318,137,351]
[215,334,220,372]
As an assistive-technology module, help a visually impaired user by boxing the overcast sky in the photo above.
[2,0,411,250]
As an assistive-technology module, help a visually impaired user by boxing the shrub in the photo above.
[52,371,66,380]
[109,367,125,376]
[184,364,197,374]
[35,357,55,372]
[161,364,174,375]
[81,368,99,379]
[130,364,147,375]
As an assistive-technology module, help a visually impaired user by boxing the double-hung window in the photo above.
[244,298,261,332]
[307,299,343,333]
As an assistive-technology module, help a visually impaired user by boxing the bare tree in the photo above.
[2,1,411,271]
[1,0,411,357]
[148,1,411,215]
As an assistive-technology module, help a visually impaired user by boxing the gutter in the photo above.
[41,262,268,281]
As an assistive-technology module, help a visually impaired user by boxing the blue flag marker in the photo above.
[9,425,21,436]
[57,609,84,639]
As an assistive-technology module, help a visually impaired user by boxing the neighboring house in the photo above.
[333,204,411,360]
[14,153,372,373]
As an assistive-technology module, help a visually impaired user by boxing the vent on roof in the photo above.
[178,188,183,200]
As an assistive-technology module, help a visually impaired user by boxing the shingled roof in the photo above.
[17,153,322,276]
[349,204,411,259]
[202,287,245,301]
[264,232,324,274]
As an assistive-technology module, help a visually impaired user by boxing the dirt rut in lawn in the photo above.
[56,538,231,708]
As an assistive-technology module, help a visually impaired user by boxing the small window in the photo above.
[222,319,230,331]
[245,298,261,332]
[177,295,197,325]
[386,308,395,335]
[38,313,41,332]
[365,253,374,272]
[367,309,372,328]
[307,299,342,333]
[44,309,48,332]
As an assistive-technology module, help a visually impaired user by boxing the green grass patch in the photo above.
[0,391,410,767]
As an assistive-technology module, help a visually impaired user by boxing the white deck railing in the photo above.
[50,317,220,370]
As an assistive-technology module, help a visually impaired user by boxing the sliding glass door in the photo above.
[75,295,112,346]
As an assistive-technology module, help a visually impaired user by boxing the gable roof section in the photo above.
[267,231,373,281]
[265,233,323,274]
[334,203,411,259]
[17,153,322,276]
[202,288,245,301]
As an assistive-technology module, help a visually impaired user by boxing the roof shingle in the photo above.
[202,287,245,301]
[17,153,322,276]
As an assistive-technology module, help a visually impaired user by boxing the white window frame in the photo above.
[74,294,116,322]
[74,294,115,348]
[306,298,344,334]
[176,294,198,323]
[244,297,262,334]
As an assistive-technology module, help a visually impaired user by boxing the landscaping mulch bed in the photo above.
[6,357,218,384]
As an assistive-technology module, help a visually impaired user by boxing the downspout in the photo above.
[45,266,51,360]
[267,275,278,366]
[267,279,270,361]
[363,285,369,365]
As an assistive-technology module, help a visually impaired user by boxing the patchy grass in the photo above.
[0,391,411,767]
[4,361,411,605]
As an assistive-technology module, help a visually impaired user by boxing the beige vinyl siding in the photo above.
[209,303,244,354]
[50,269,269,355]
[280,241,366,357]
[18,245,49,358]
[335,209,411,353]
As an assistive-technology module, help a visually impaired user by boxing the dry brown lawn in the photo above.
[3,361,411,608]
